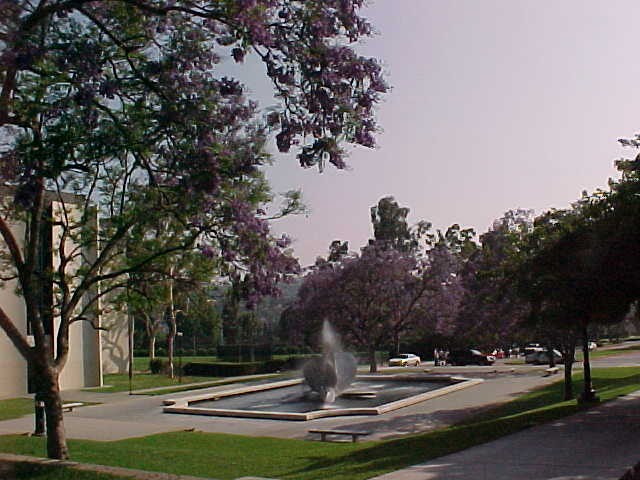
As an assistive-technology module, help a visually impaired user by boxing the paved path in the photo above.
[0,368,556,441]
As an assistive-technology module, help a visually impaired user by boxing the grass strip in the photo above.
[2,367,639,480]
[577,344,640,360]
[0,399,96,421]
[0,398,34,421]
[88,373,216,393]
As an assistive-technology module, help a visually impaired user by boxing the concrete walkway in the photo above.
[0,368,559,442]
[370,390,640,480]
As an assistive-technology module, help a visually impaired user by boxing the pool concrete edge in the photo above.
[163,375,483,421]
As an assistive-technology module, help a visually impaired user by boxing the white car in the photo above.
[525,349,563,365]
[388,353,421,367]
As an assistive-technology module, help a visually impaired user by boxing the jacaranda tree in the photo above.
[296,244,428,372]
[0,0,387,459]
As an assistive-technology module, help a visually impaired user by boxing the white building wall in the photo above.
[0,196,106,398]
[0,218,27,399]
[100,307,129,374]
[52,200,102,390]
[0,222,28,398]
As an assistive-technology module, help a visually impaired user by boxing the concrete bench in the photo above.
[309,429,371,443]
[62,402,83,412]
[544,367,559,376]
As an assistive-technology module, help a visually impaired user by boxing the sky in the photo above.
[252,0,640,266]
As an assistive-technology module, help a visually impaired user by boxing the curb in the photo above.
[0,453,218,480]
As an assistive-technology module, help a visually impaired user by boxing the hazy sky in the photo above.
[259,1,640,266]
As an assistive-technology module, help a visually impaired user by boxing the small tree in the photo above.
[0,1,387,459]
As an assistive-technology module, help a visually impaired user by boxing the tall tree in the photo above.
[370,196,429,252]
[514,181,640,401]
[0,1,387,459]
[445,211,533,350]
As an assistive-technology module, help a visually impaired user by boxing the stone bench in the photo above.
[308,429,371,443]
[62,402,83,412]
[544,367,559,376]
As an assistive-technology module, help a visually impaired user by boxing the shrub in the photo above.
[182,355,313,377]
[217,344,272,362]
[183,362,262,377]
[149,358,165,374]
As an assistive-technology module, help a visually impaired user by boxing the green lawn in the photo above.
[92,372,218,393]
[3,367,640,480]
[577,344,640,361]
[0,398,34,421]
[95,371,283,394]
[0,398,97,421]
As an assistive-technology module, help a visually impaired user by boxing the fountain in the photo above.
[302,321,357,403]
[163,322,483,420]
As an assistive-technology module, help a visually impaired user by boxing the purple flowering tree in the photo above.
[295,244,432,372]
[0,0,387,459]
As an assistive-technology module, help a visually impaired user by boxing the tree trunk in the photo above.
[167,331,175,378]
[546,344,556,368]
[166,270,176,378]
[579,324,598,403]
[149,335,156,360]
[562,344,574,400]
[368,346,377,373]
[34,360,69,460]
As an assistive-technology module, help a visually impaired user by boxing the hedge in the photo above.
[216,344,272,362]
[183,355,316,377]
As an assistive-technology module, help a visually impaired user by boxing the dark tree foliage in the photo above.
[327,240,349,262]
[370,196,429,252]
[513,159,640,400]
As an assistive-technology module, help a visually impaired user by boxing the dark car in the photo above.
[447,349,495,366]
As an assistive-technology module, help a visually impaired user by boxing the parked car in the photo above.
[525,349,563,365]
[588,341,598,350]
[522,344,544,356]
[388,353,421,367]
[447,349,495,366]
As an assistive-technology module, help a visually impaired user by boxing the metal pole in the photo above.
[34,392,45,436]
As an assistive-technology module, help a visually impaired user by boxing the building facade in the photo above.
[0,191,129,399]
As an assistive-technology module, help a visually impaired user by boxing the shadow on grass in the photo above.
[283,368,640,480]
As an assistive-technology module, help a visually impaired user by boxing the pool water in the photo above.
[193,378,459,414]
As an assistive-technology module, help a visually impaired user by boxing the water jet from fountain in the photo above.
[303,321,357,403]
